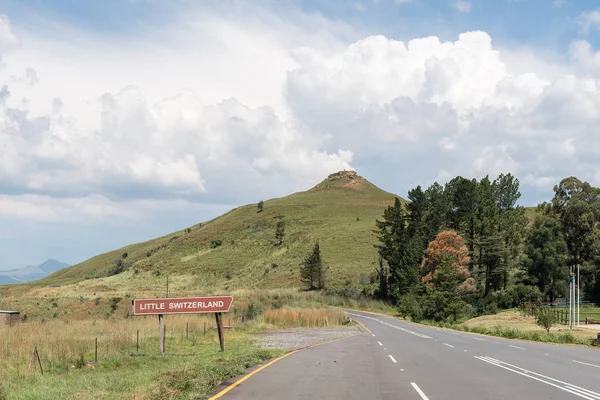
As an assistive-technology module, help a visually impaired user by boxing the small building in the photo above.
[0,310,20,326]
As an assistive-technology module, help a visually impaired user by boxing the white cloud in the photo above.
[286,30,600,189]
[454,0,472,13]
[2,7,600,228]
[576,8,600,34]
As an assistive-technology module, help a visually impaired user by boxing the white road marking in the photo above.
[472,337,486,341]
[508,345,526,350]
[378,341,383,346]
[443,343,454,348]
[411,383,430,400]
[475,356,600,400]
[464,350,467,352]
[389,355,397,363]
[451,332,459,336]
[372,334,375,337]
[400,369,404,371]
[573,360,600,369]
[346,313,432,339]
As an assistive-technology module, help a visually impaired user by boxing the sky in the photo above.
[1,0,600,269]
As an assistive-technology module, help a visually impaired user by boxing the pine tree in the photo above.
[300,241,324,290]
[375,197,422,301]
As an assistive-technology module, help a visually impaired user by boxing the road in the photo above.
[212,310,600,400]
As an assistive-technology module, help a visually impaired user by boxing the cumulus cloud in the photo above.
[286,30,600,190]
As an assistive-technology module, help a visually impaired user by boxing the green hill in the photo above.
[27,171,400,295]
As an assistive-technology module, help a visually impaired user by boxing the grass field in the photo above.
[0,307,349,400]
[459,309,600,343]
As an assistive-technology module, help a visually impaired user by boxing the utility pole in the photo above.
[577,264,580,327]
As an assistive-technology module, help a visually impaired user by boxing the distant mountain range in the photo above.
[0,259,70,285]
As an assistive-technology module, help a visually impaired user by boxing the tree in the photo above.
[300,241,325,290]
[536,308,557,334]
[422,182,448,244]
[257,200,264,213]
[445,177,478,271]
[523,215,569,302]
[274,220,285,246]
[375,198,422,301]
[421,230,475,295]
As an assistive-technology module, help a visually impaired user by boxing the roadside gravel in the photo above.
[255,326,361,350]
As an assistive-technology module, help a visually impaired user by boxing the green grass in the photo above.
[2,172,400,300]
[0,333,283,400]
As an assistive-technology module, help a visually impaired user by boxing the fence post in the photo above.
[204,322,206,337]
[95,338,98,363]
[136,329,139,353]
[186,322,189,340]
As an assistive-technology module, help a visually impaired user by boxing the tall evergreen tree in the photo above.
[423,182,448,243]
[445,177,478,270]
[300,241,324,290]
[523,215,569,302]
[375,198,421,301]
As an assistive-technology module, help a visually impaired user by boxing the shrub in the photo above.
[210,239,223,248]
[397,293,423,322]
[536,309,556,334]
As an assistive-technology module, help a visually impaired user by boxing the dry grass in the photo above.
[462,311,599,341]
[263,308,348,328]
[0,314,221,377]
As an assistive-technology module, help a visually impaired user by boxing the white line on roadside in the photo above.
[346,313,432,339]
[443,343,454,348]
[508,345,526,350]
[573,360,600,369]
[451,332,459,336]
[378,341,383,346]
[411,383,430,400]
[475,356,600,400]
[472,337,486,341]
[400,369,404,371]
[389,355,397,363]
[372,334,375,337]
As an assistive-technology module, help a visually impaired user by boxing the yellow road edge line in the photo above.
[208,350,300,400]
[354,319,372,334]
[208,330,363,400]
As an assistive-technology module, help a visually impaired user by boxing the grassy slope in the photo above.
[1,172,399,307]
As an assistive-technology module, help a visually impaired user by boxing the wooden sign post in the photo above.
[132,296,233,353]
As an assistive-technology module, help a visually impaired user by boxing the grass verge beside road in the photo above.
[412,310,599,346]
[0,307,350,400]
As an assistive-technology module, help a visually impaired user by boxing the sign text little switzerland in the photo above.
[132,296,233,315]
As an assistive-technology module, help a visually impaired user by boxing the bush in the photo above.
[536,309,556,334]
[397,293,423,322]
[210,239,223,248]
[420,288,471,323]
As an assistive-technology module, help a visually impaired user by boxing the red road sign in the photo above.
[132,296,233,315]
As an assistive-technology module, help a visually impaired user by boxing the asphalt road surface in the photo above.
[213,310,600,400]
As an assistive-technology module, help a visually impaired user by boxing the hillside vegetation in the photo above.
[0,172,401,307]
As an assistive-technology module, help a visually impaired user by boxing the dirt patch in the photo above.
[255,326,361,351]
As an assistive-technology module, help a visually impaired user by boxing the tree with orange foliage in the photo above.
[421,230,476,295]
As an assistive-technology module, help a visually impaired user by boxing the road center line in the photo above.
[573,360,600,369]
[388,355,397,363]
[378,341,383,346]
[443,343,454,348]
[508,345,526,350]
[411,383,430,400]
